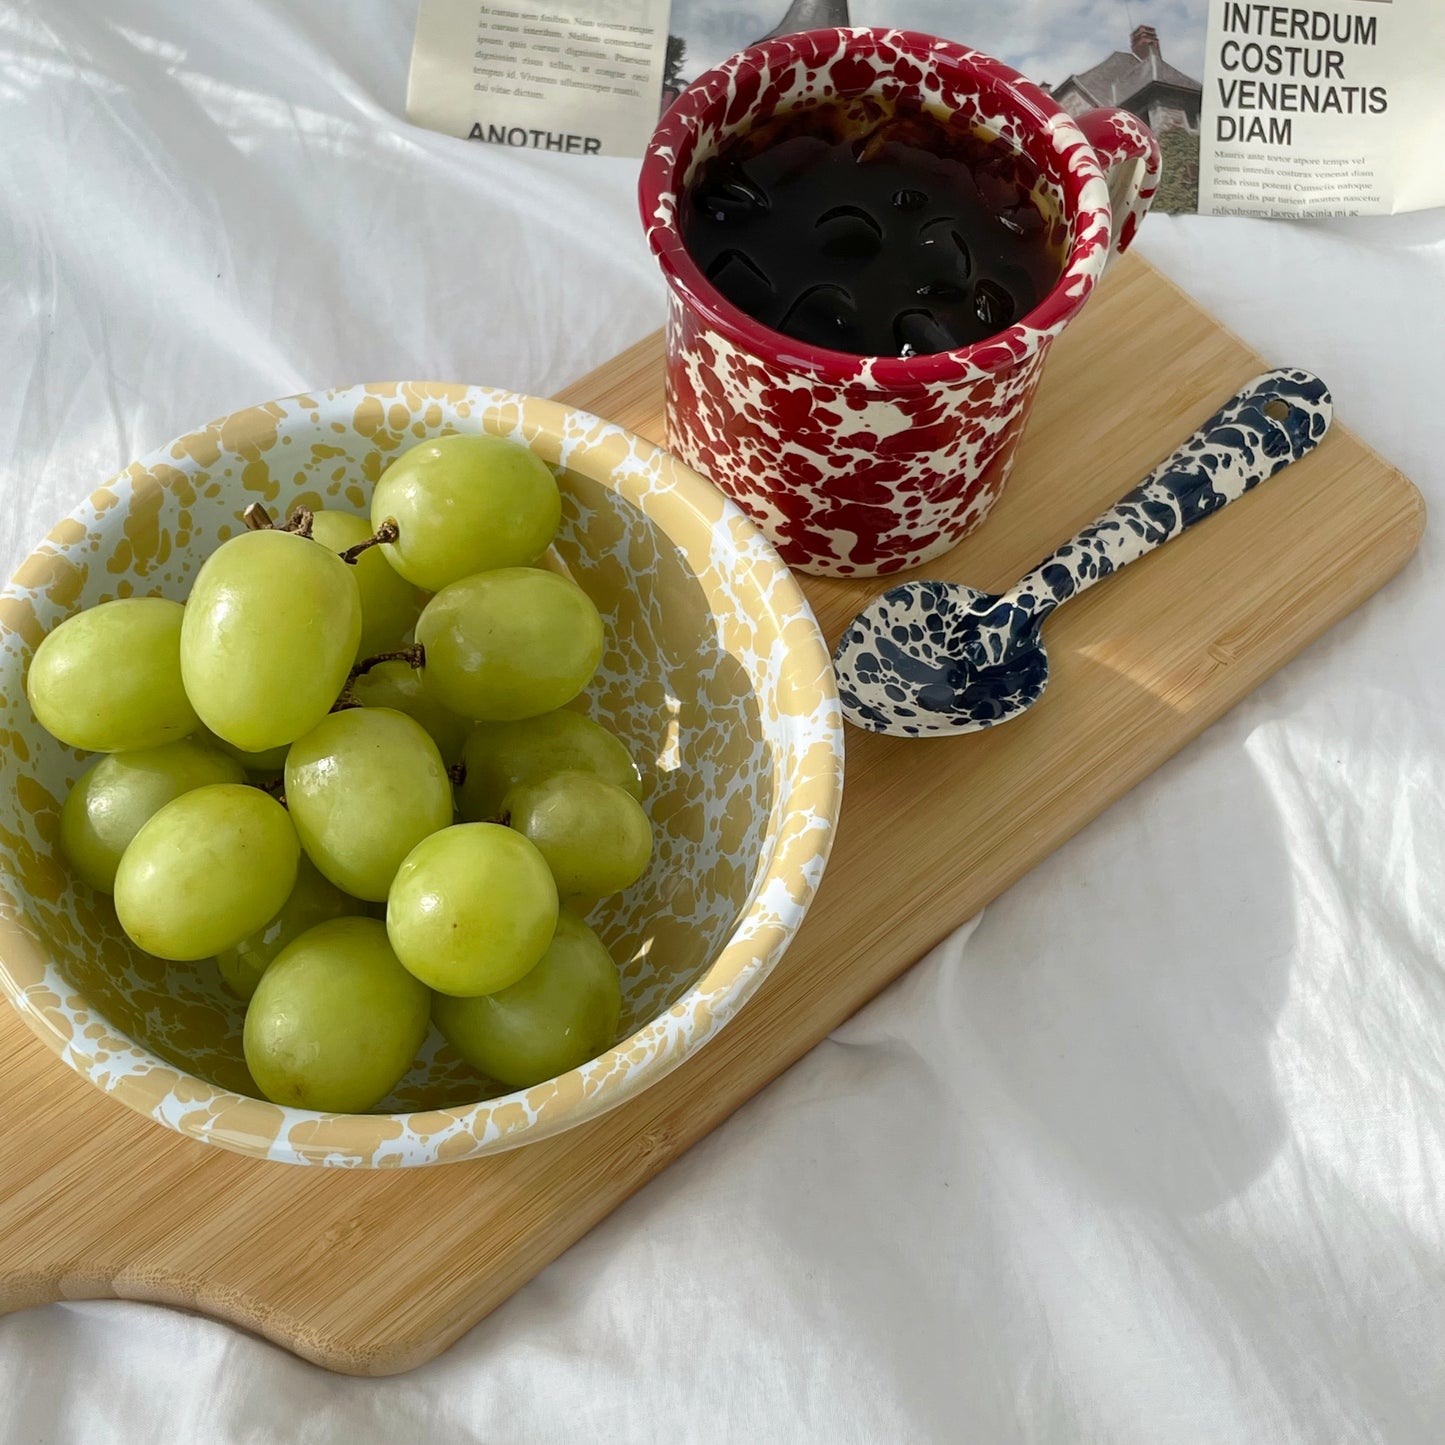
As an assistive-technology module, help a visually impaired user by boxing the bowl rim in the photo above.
[0,382,845,1166]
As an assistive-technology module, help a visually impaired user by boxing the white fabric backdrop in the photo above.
[3,3,1445,1441]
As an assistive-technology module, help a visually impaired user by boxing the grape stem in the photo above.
[281,506,314,539]
[243,503,314,539]
[330,689,362,712]
[340,518,399,565]
[349,644,425,681]
[254,777,287,806]
[446,762,466,786]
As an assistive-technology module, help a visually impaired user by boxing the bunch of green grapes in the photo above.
[29,432,655,1110]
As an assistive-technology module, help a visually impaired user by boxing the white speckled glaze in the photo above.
[0,385,845,1166]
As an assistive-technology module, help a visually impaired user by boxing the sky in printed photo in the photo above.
[669,0,1206,91]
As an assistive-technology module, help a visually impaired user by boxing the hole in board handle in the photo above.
[1263,397,1291,422]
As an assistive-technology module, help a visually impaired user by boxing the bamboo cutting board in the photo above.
[0,254,1425,1373]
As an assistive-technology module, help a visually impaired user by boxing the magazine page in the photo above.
[407,0,672,157]
[1198,0,1445,216]
[407,0,1445,217]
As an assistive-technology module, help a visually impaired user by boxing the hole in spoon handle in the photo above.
[1132,367,1333,513]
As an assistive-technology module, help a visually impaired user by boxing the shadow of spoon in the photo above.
[833,368,1334,737]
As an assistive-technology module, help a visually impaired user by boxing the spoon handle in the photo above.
[1006,368,1333,624]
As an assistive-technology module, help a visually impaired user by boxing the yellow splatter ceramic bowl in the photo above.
[0,385,844,1166]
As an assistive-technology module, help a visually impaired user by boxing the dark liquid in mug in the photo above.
[683,102,1064,358]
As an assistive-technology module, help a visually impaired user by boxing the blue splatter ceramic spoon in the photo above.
[833,368,1333,737]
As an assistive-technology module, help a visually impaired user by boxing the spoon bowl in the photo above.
[835,581,1050,736]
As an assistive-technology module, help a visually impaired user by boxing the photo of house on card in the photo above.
[663,1,1204,211]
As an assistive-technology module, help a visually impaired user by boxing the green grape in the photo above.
[114,783,299,960]
[243,917,430,1112]
[350,660,470,764]
[205,733,291,775]
[284,707,453,902]
[416,568,602,722]
[309,509,423,659]
[505,771,652,899]
[27,597,199,752]
[432,908,621,1088]
[180,529,362,752]
[372,433,562,593]
[458,710,642,822]
[216,856,364,1001]
[59,738,245,894]
[387,822,557,996]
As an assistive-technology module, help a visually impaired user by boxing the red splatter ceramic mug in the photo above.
[639,27,1161,577]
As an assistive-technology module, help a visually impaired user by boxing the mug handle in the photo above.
[1075,108,1162,261]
